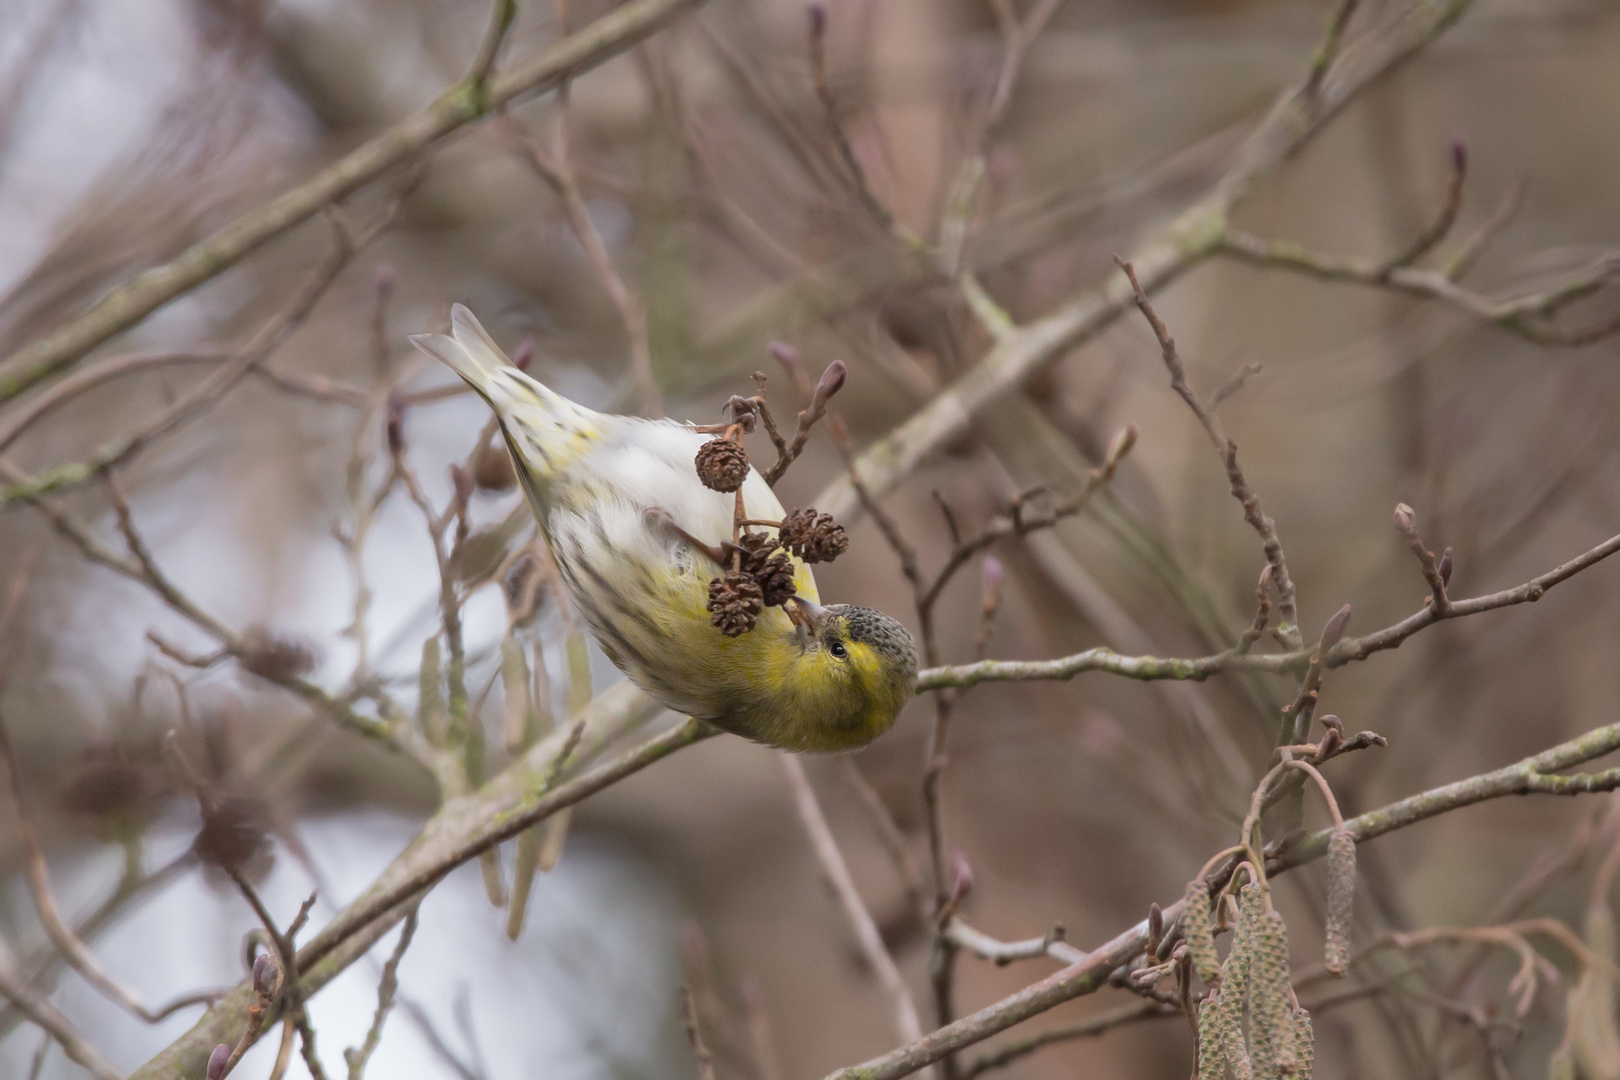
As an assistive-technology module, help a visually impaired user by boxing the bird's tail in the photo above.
[410,304,603,487]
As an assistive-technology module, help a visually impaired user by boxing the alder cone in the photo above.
[696,438,749,492]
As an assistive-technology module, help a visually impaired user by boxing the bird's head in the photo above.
[771,598,917,751]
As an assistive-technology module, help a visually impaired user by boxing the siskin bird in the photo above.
[410,305,916,752]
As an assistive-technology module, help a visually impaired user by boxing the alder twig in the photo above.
[820,711,1620,1080]
[916,524,1620,690]
[780,754,928,1057]
[0,709,223,1024]
[344,907,419,1080]
[0,0,707,405]
[817,0,1483,526]
[1117,256,1302,649]
[806,5,920,249]
[0,166,425,510]
[0,936,124,1080]
[958,999,1175,1079]
[1219,228,1620,346]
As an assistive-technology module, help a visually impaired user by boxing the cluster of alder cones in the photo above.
[694,434,848,636]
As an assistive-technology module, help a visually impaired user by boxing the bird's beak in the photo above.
[787,597,833,633]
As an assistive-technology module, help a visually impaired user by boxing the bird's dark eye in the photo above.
[828,640,848,659]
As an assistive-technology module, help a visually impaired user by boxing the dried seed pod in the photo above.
[1198,995,1224,1080]
[59,747,151,834]
[753,551,798,608]
[472,441,517,491]
[779,508,849,563]
[238,627,317,682]
[192,795,270,875]
[1324,829,1357,976]
[707,571,764,636]
[1184,878,1221,985]
[695,438,749,493]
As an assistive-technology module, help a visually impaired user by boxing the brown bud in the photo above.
[471,442,517,491]
[808,1,827,39]
[950,849,974,903]
[207,1042,232,1080]
[1438,547,1453,586]
[1393,502,1416,537]
[1147,902,1164,952]
[706,571,764,636]
[252,952,283,999]
[1316,726,1342,761]
[1319,604,1351,650]
[695,438,749,493]
[1450,136,1468,175]
[815,359,847,402]
[1106,425,1138,467]
[1324,829,1356,976]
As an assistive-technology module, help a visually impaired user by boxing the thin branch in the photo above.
[781,754,928,1053]
[814,0,1482,526]
[499,108,661,415]
[936,0,1064,277]
[820,711,1620,1080]
[1117,256,1302,648]
[944,920,1086,968]
[0,935,124,1080]
[1219,227,1620,346]
[0,709,221,1024]
[0,0,707,404]
[916,525,1620,689]
[958,999,1174,1079]
[679,986,719,1080]
[344,907,419,1080]
[806,5,920,249]
[0,169,423,510]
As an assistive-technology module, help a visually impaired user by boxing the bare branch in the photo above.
[781,754,928,1054]
[0,0,706,404]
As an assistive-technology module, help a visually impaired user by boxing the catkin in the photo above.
[500,635,533,753]
[1324,829,1357,976]
[1199,994,1224,1080]
[1220,888,1258,1080]
[1250,899,1294,1080]
[418,637,446,745]
[1185,877,1222,984]
[1292,1008,1314,1080]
